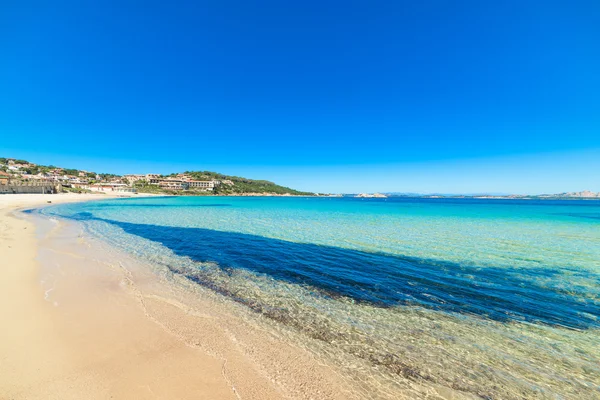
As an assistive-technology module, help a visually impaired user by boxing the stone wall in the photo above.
[0,185,59,194]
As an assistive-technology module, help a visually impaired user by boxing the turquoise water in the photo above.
[37,197,600,398]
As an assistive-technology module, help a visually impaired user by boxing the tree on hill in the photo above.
[63,168,79,176]
[184,170,312,195]
[23,166,41,175]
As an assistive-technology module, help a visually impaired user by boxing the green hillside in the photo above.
[183,171,312,195]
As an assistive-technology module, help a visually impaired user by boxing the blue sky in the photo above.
[1,1,599,193]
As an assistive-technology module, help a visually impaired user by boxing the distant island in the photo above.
[354,193,388,198]
[419,191,600,200]
[381,191,600,200]
[0,157,313,196]
[342,191,600,199]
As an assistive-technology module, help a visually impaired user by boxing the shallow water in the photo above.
[35,196,600,398]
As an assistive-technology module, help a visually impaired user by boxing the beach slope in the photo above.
[0,194,239,399]
[0,194,359,400]
[0,195,244,399]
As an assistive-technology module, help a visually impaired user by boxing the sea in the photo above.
[34,196,600,399]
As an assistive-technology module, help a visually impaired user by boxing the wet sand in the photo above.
[0,194,364,399]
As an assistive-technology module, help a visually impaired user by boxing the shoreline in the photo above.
[0,194,366,399]
[3,194,597,398]
[0,194,236,399]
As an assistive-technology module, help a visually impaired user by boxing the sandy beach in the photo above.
[0,194,362,400]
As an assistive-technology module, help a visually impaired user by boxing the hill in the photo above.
[0,157,313,196]
[181,171,312,195]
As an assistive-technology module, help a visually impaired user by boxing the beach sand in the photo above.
[0,194,362,400]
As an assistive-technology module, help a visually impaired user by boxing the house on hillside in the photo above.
[187,180,218,191]
[146,174,161,184]
[0,171,10,185]
[158,179,189,190]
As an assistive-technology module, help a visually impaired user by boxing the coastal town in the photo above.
[0,159,221,194]
[0,157,311,196]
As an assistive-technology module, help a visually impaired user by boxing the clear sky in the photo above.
[1,1,599,194]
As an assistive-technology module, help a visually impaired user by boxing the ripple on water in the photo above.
[37,197,600,399]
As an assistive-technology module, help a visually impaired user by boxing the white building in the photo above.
[159,180,188,190]
[187,180,218,190]
[146,174,161,184]
[90,183,137,193]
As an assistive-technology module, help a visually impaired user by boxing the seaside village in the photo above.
[0,158,232,194]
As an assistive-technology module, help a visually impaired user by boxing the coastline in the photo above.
[2,194,598,399]
[0,194,366,400]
